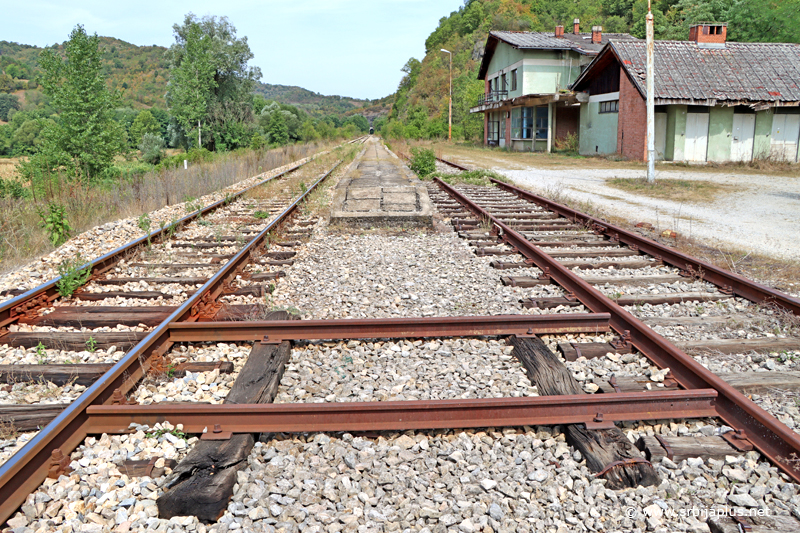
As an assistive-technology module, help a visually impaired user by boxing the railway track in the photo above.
[0,142,365,522]
[0,140,797,531]
[429,155,800,482]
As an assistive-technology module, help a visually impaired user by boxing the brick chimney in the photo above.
[573,19,580,35]
[555,25,564,38]
[689,23,727,46]
[591,26,602,44]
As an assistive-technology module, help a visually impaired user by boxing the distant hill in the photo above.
[253,83,381,118]
[1,37,170,108]
[1,38,393,119]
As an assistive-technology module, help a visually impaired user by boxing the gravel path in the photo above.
[497,167,800,261]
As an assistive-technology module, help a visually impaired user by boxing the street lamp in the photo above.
[441,48,452,142]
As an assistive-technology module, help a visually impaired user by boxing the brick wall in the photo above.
[617,68,647,161]
[555,106,579,141]
[484,113,488,145]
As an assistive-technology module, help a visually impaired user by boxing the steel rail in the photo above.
[0,159,345,523]
[490,178,800,316]
[85,389,718,434]
[434,177,800,483]
[168,314,611,342]
[436,156,470,172]
[0,160,310,332]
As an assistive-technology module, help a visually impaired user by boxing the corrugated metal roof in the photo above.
[612,40,800,103]
[491,30,638,55]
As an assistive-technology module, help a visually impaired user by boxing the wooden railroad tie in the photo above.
[157,311,298,522]
[509,335,659,489]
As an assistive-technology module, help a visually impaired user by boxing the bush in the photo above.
[38,203,72,247]
[250,133,267,150]
[139,133,165,165]
[0,177,29,199]
[553,132,579,153]
[409,147,436,177]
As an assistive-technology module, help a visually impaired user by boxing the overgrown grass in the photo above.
[427,169,512,186]
[0,142,331,274]
[606,177,732,203]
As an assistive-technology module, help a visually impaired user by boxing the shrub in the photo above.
[250,133,267,150]
[38,203,72,247]
[55,253,91,298]
[409,147,436,177]
[139,133,165,165]
[553,132,579,153]
[0,178,29,199]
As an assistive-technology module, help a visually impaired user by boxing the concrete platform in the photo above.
[330,138,433,227]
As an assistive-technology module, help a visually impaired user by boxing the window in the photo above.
[535,107,548,140]
[599,100,619,113]
[511,69,518,91]
[501,73,507,90]
[487,120,500,142]
[520,107,534,139]
[511,108,522,138]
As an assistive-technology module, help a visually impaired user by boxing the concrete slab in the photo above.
[383,193,417,205]
[344,199,381,212]
[347,188,382,200]
[330,137,433,228]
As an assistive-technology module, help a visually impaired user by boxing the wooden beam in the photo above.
[157,340,293,522]
[509,335,659,489]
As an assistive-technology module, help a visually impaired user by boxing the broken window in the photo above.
[535,107,548,140]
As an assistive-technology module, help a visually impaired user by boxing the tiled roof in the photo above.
[491,30,637,55]
[610,40,800,103]
[489,31,637,55]
[478,30,639,79]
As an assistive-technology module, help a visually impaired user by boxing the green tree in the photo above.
[300,120,319,142]
[0,94,20,121]
[267,111,288,145]
[130,110,161,147]
[35,25,124,182]
[166,13,262,151]
[166,17,215,148]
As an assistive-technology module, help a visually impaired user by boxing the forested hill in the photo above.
[386,0,800,141]
[0,37,169,108]
[253,83,373,117]
[0,38,387,115]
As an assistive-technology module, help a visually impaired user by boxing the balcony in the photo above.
[477,90,508,106]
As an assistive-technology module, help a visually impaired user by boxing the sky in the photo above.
[3,0,465,100]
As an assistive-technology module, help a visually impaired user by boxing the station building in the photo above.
[470,22,638,151]
[570,23,800,163]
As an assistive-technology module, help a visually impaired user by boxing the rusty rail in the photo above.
[491,179,800,316]
[0,160,309,333]
[168,314,611,343]
[85,389,719,434]
[434,177,800,483]
[0,160,345,523]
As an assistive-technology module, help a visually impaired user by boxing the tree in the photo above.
[166,17,215,148]
[166,13,262,151]
[0,94,20,121]
[267,111,288,145]
[130,110,161,147]
[300,120,319,142]
[35,25,124,182]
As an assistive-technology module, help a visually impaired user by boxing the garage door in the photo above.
[685,113,709,162]
[731,114,755,162]
[771,114,800,162]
